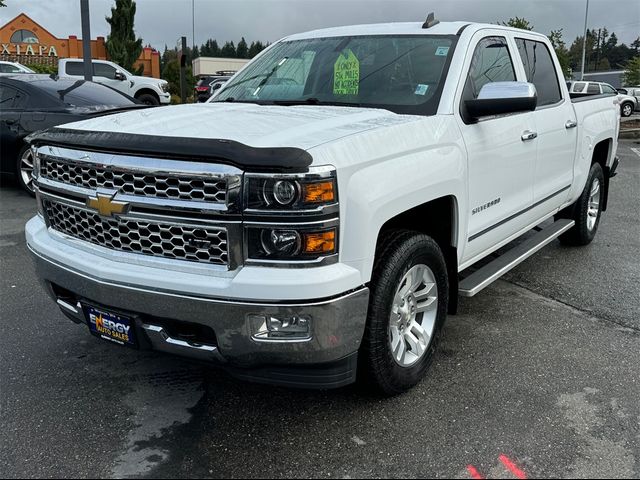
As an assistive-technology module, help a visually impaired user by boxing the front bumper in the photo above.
[27,217,369,388]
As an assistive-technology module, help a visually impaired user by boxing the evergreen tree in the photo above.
[236,37,249,59]
[220,41,236,58]
[549,29,571,78]
[248,41,266,58]
[105,0,143,74]
[623,56,640,85]
[501,17,533,31]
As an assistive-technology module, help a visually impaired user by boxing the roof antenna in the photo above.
[422,12,440,29]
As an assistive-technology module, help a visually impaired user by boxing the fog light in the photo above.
[248,314,312,341]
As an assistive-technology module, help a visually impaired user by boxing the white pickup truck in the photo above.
[58,58,170,105]
[27,19,620,395]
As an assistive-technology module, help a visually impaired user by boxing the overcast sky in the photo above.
[2,0,639,51]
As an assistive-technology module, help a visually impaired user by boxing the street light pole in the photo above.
[579,0,590,80]
[192,0,195,52]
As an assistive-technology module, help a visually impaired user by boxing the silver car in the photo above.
[567,81,637,117]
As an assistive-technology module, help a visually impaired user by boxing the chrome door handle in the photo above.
[521,130,538,141]
[565,120,578,129]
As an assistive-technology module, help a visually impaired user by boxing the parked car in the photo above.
[194,74,231,102]
[58,59,170,106]
[617,86,640,109]
[567,80,637,116]
[27,20,619,395]
[0,61,35,74]
[0,74,147,194]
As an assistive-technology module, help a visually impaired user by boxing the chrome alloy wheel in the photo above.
[20,148,35,193]
[389,264,438,367]
[587,177,601,231]
[622,104,633,117]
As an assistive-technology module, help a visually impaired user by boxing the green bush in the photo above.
[25,64,58,75]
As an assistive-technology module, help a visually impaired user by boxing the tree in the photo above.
[236,37,248,59]
[549,29,571,78]
[220,41,236,58]
[248,41,266,58]
[623,56,640,85]
[0,1,6,7]
[105,0,143,74]
[501,17,533,31]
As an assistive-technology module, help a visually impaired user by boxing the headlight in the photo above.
[245,169,337,211]
[160,82,169,93]
[246,225,337,263]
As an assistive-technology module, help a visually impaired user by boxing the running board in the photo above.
[459,219,575,297]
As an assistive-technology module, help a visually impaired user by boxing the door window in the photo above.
[0,85,24,109]
[65,62,84,76]
[462,36,516,102]
[587,83,600,94]
[94,63,118,79]
[515,38,562,107]
[601,84,617,95]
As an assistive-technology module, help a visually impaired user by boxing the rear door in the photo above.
[455,31,537,263]
[0,82,28,175]
[514,36,575,209]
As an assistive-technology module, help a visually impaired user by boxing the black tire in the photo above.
[359,230,448,396]
[620,102,634,117]
[557,163,604,246]
[16,144,36,196]
[136,93,160,106]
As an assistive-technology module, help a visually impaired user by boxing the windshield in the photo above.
[214,34,457,115]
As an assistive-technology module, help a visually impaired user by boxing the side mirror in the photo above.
[464,82,537,121]
[114,70,126,81]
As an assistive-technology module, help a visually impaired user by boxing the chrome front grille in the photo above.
[35,146,243,269]
[43,200,229,265]
[41,157,227,202]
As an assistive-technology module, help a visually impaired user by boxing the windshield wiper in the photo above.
[272,97,321,106]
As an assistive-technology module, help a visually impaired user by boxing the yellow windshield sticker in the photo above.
[334,49,360,95]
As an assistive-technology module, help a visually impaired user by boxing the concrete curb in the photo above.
[619,128,640,140]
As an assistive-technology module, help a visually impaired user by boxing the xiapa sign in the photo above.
[1,44,58,56]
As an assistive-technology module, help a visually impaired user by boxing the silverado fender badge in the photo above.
[86,190,130,217]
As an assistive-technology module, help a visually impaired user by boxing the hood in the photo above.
[131,75,166,86]
[57,102,421,151]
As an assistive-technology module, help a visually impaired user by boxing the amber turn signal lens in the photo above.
[303,181,335,203]
[303,230,336,254]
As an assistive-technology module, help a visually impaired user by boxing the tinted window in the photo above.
[516,38,562,106]
[463,36,516,101]
[587,83,600,94]
[94,63,117,79]
[0,85,22,108]
[31,79,135,107]
[0,63,23,73]
[65,61,84,76]
[601,84,617,94]
[573,82,586,92]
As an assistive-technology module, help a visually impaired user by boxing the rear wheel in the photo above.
[621,102,634,117]
[359,231,448,396]
[136,93,160,106]
[16,145,35,196]
[557,163,604,246]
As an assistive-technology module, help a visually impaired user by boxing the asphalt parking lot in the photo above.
[1,139,639,479]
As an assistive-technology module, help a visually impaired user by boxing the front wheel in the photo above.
[16,145,36,196]
[557,163,604,246]
[136,93,160,106]
[621,102,634,117]
[359,231,448,396]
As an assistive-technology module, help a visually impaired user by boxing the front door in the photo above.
[456,33,538,264]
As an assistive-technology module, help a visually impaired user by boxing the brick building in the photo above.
[0,13,160,78]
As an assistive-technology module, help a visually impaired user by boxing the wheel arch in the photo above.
[374,195,460,314]
[134,88,160,103]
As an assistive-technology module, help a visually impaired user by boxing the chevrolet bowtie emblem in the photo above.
[86,191,130,217]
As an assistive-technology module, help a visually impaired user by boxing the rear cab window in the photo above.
[515,38,563,107]
[586,83,600,94]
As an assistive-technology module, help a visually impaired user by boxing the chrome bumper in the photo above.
[30,246,369,383]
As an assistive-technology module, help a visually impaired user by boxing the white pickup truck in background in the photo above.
[58,58,170,105]
[27,18,619,395]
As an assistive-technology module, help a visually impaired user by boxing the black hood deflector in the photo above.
[27,128,313,172]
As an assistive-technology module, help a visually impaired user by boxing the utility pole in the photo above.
[579,0,590,80]
[180,36,187,103]
[80,0,92,81]
[192,0,195,52]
